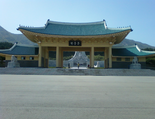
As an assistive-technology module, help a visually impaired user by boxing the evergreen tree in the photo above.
[0,42,13,66]
[0,42,13,49]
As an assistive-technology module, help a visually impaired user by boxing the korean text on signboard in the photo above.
[69,40,81,46]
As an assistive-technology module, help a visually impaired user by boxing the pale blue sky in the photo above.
[0,0,155,46]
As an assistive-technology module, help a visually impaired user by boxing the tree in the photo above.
[142,48,155,67]
[142,48,155,51]
[0,42,13,49]
[146,56,155,66]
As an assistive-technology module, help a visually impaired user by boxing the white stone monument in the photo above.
[130,56,141,69]
[94,61,100,68]
[7,55,20,68]
[68,51,90,67]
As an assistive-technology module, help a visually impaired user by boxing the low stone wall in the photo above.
[0,68,155,76]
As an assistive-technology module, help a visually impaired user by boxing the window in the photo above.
[125,58,130,61]
[29,57,34,60]
[116,58,121,61]
[21,56,25,60]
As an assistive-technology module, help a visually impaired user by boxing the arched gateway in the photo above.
[17,19,132,68]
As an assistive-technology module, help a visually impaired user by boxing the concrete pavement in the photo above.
[0,75,155,119]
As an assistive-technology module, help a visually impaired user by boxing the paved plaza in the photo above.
[0,75,155,119]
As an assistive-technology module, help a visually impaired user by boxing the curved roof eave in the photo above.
[17,20,132,36]
[19,29,131,38]
[0,43,38,55]
[17,20,106,31]
[46,20,106,25]
[19,29,131,37]
[112,45,155,57]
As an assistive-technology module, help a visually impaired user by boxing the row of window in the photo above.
[21,56,34,60]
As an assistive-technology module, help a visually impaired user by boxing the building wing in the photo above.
[112,45,155,56]
[0,43,38,56]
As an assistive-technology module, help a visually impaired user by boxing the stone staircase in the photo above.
[0,68,155,76]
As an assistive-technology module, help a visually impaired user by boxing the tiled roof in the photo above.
[112,45,155,56]
[0,43,38,55]
[17,20,132,36]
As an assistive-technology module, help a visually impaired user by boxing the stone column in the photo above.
[38,43,42,67]
[90,47,94,68]
[109,46,112,68]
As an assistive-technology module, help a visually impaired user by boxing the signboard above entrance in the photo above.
[69,40,81,46]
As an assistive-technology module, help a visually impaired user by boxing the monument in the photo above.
[94,61,100,68]
[130,56,141,69]
[49,51,104,68]
[7,55,20,68]
[68,51,90,67]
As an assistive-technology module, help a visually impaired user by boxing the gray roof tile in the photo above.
[17,20,132,36]
[0,43,38,55]
[112,45,155,56]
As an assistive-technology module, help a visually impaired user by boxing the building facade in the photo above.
[0,19,155,68]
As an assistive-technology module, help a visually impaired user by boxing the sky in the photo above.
[0,0,155,46]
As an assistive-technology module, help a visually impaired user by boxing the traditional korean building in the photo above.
[0,19,155,68]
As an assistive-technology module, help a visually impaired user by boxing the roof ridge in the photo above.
[112,45,136,49]
[17,19,132,40]
[108,27,131,30]
[141,50,155,53]
[0,43,38,52]
[16,44,38,47]
[47,20,105,25]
